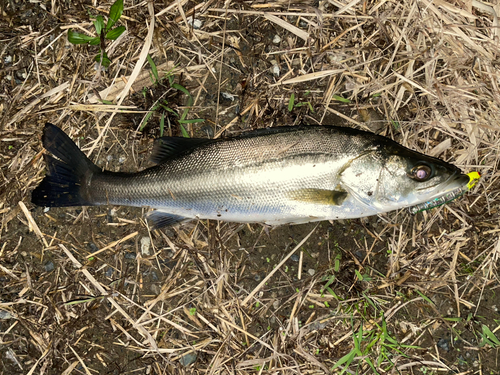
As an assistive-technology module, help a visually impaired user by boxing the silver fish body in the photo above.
[32,124,469,228]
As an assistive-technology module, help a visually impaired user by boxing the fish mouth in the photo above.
[418,171,469,202]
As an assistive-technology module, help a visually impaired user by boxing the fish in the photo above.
[31,123,470,228]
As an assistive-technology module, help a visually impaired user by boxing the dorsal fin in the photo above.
[150,137,214,164]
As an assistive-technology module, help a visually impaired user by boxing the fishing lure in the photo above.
[408,171,481,214]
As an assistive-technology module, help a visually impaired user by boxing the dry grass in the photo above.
[1,0,500,374]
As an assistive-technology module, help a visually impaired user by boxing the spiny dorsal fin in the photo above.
[150,137,214,164]
[288,189,348,206]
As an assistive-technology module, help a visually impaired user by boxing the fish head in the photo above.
[339,141,469,213]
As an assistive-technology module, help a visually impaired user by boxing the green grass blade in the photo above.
[355,269,363,281]
[139,103,160,131]
[160,113,165,137]
[178,119,205,124]
[416,290,434,305]
[307,101,315,112]
[288,93,295,111]
[180,124,190,138]
[332,94,351,103]
[147,54,159,84]
[481,325,500,347]
[331,350,355,370]
[171,83,191,97]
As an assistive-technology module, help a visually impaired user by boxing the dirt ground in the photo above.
[1,0,500,374]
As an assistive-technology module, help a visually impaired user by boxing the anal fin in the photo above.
[146,210,190,229]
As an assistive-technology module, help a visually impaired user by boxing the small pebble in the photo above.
[221,92,235,101]
[140,236,151,256]
[290,254,299,262]
[437,337,450,352]
[88,242,99,252]
[200,125,214,138]
[273,300,280,310]
[187,19,203,29]
[124,252,136,260]
[44,261,55,272]
[308,269,315,276]
[105,268,114,278]
[309,320,328,330]
[270,60,280,76]
[179,352,197,366]
[272,34,281,44]
[118,156,126,164]
[43,207,50,213]
[106,155,113,162]
[4,55,12,64]
[0,310,13,319]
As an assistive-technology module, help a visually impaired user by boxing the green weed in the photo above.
[67,0,126,68]
[138,57,204,136]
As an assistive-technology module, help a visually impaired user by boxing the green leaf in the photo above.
[288,93,295,111]
[67,30,99,45]
[180,124,190,138]
[93,15,105,35]
[106,0,124,31]
[89,37,101,46]
[332,94,351,103]
[147,54,159,84]
[94,51,111,67]
[178,118,205,124]
[105,26,125,40]
[355,269,363,281]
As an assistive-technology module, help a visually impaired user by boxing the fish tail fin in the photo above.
[31,123,100,207]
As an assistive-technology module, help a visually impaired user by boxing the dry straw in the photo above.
[1,0,499,373]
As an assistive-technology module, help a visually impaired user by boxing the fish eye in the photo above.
[410,164,432,182]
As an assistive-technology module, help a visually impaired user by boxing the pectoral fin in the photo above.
[288,189,348,206]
